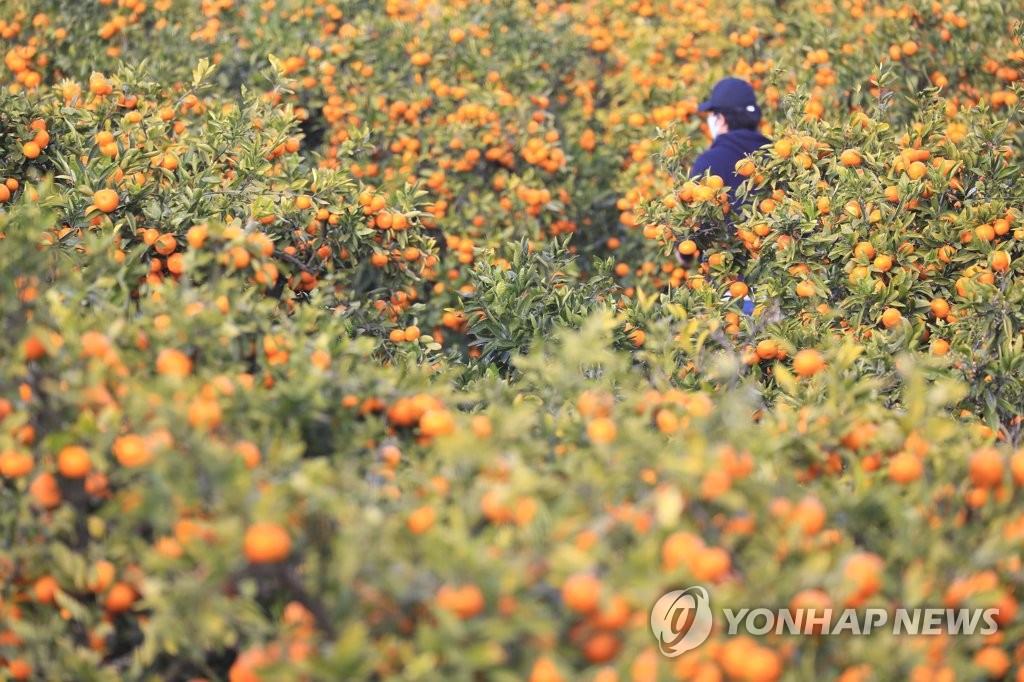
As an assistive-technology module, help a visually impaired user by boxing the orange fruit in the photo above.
[243,522,292,564]
[853,241,875,259]
[436,583,485,619]
[587,417,617,444]
[22,141,41,159]
[113,434,152,468]
[591,594,631,629]
[529,656,564,682]
[795,280,815,297]
[7,659,32,680]
[792,349,825,377]
[839,149,862,166]
[843,552,884,605]
[930,339,950,356]
[755,339,778,360]
[582,631,621,663]
[34,575,60,604]
[409,51,432,67]
[154,233,177,256]
[29,472,62,508]
[22,334,47,360]
[156,348,192,377]
[662,531,704,570]
[850,267,871,285]
[906,160,927,180]
[93,188,120,213]
[743,646,782,682]
[471,415,492,438]
[969,448,1003,488]
[228,646,277,682]
[105,582,137,613]
[57,445,91,478]
[790,590,832,633]
[0,449,33,478]
[704,175,725,190]
[975,223,996,241]
[888,451,923,483]
[677,239,698,256]
[729,281,749,298]
[234,441,261,469]
[1009,449,1024,487]
[80,331,111,358]
[880,308,902,328]
[690,546,731,581]
[229,246,251,269]
[406,505,436,534]
[627,327,645,347]
[974,647,1010,678]
[561,573,602,613]
[188,397,223,430]
[420,409,455,437]
[929,298,949,318]
[629,648,659,682]
[187,224,209,248]
[992,251,1011,272]
[88,560,116,593]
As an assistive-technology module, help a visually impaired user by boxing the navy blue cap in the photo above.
[698,77,760,114]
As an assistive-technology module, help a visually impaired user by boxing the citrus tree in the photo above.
[3,1,1024,680]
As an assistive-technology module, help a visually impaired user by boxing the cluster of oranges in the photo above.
[18,118,49,160]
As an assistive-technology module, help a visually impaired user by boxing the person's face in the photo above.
[707,112,724,140]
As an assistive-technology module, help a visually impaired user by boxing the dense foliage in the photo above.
[2,0,1024,680]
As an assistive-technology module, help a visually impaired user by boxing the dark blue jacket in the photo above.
[690,128,771,210]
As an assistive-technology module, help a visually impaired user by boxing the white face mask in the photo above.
[708,113,724,140]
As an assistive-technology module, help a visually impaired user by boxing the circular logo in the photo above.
[650,586,714,657]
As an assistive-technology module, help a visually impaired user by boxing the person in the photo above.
[677,77,771,312]
[678,78,770,261]
[691,77,771,207]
